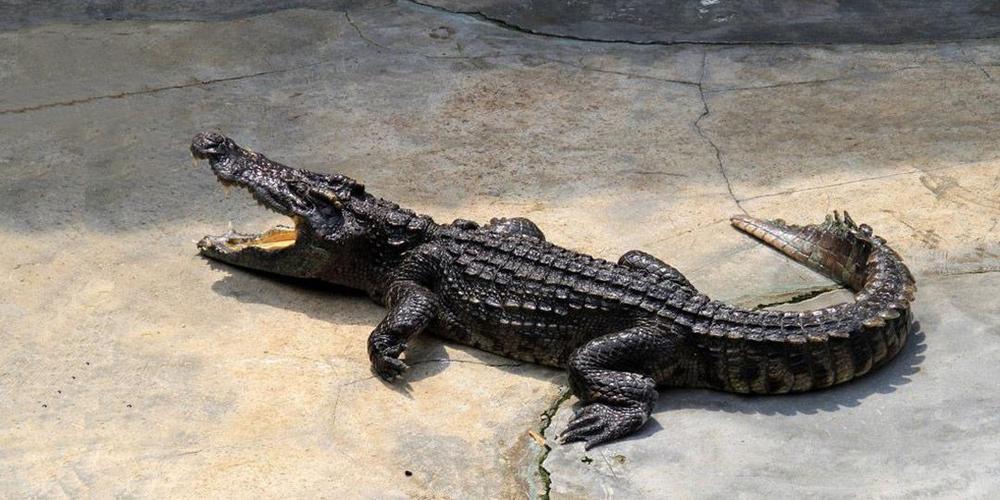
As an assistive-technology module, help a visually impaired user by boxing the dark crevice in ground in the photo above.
[528,55,699,87]
[935,268,1000,278]
[535,388,572,499]
[344,11,389,50]
[959,46,993,80]
[705,65,922,93]
[737,162,968,203]
[693,52,747,215]
[0,64,319,115]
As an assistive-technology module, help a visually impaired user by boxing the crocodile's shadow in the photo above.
[207,260,926,413]
[205,260,563,386]
[607,320,929,445]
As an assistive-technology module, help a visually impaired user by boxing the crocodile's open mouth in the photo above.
[197,175,305,255]
[192,131,354,264]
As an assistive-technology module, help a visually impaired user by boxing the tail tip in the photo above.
[729,214,754,228]
[730,214,788,230]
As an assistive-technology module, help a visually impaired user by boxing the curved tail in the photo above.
[730,211,916,308]
[694,211,916,394]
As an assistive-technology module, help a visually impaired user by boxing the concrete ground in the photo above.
[1,1,998,498]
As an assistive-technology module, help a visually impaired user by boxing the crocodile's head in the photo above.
[192,132,396,287]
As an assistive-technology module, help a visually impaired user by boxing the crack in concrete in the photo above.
[528,55,700,87]
[0,64,317,115]
[694,52,747,215]
[534,387,572,500]
[344,11,388,51]
[959,46,993,80]
[330,386,344,428]
[705,65,922,93]
[935,267,1000,277]
[737,162,971,203]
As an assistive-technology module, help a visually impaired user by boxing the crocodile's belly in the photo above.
[432,265,637,367]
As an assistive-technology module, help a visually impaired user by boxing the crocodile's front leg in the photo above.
[561,325,681,449]
[368,281,438,381]
[367,244,444,381]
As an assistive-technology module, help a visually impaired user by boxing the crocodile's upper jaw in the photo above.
[192,131,317,258]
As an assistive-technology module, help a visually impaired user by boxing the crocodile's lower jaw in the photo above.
[240,227,297,251]
[228,225,297,251]
[197,222,299,255]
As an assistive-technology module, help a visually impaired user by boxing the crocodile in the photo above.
[191,132,917,449]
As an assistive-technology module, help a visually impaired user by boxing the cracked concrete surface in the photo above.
[1,1,998,498]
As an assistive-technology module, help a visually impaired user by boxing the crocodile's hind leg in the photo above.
[618,249,695,290]
[367,244,443,381]
[561,326,680,449]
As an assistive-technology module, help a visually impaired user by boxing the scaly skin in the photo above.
[192,132,917,449]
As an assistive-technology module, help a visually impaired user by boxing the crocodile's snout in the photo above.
[191,131,228,159]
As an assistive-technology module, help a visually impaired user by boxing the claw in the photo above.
[373,356,408,382]
[560,421,604,445]
[562,414,600,433]
[558,403,649,449]
[370,337,409,382]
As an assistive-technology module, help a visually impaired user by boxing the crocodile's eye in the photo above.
[311,202,345,237]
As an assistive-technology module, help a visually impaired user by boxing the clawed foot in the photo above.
[559,403,649,449]
[369,336,408,382]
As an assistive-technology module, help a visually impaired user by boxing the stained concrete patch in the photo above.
[1,1,998,498]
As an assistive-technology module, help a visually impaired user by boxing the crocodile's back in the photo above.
[430,228,673,365]
[426,211,915,394]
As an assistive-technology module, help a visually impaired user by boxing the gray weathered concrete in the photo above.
[1,1,998,498]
